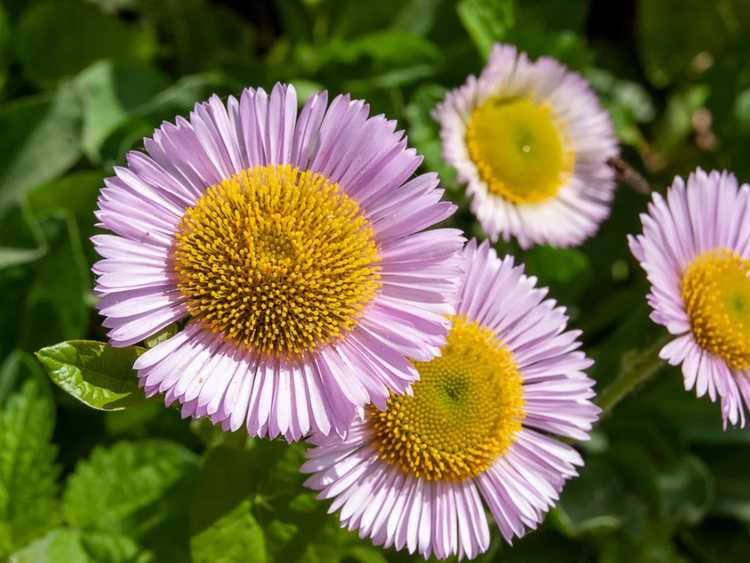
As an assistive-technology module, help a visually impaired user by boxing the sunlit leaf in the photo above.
[36,340,146,411]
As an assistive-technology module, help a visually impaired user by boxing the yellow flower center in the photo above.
[465,96,574,204]
[681,249,750,369]
[172,164,381,359]
[368,316,525,481]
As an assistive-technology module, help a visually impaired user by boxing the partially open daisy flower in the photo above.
[629,168,750,428]
[434,44,618,248]
[302,240,599,559]
[92,83,464,440]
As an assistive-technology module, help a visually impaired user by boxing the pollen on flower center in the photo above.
[681,249,750,369]
[367,316,525,481]
[172,164,381,358]
[465,96,574,204]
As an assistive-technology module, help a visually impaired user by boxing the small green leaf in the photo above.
[0,373,59,557]
[64,440,200,563]
[191,499,266,563]
[36,340,147,411]
[457,0,515,57]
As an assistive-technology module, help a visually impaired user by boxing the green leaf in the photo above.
[190,446,259,537]
[404,84,459,192]
[191,499,266,563]
[36,340,147,411]
[553,457,625,536]
[26,171,106,244]
[16,0,155,88]
[522,245,592,304]
[19,215,91,350]
[97,72,240,166]
[74,60,169,162]
[457,0,515,57]
[63,440,200,563]
[8,528,153,563]
[0,374,59,557]
[657,455,713,525]
[0,85,82,214]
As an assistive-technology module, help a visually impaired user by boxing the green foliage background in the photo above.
[1,0,750,561]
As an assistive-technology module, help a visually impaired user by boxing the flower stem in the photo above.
[596,334,671,416]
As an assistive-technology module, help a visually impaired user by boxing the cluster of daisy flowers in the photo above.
[84,41,750,560]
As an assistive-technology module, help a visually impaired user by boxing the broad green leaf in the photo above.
[36,340,147,411]
[63,440,200,563]
[294,30,440,76]
[0,85,82,214]
[16,0,155,88]
[191,499,266,563]
[8,528,153,563]
[74,61,169,162]
[97,73,240,165]
[457,0,515,57]
[0,375,59,557]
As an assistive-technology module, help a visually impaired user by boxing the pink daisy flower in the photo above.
[434,44,618,248]
[302,240,599,559]
[629,168,750,428]
[92,83,464,441]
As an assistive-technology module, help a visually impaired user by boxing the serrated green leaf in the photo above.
[457,0,515,57]
[8,528,153,563]
[0,374,59,557]
[36,340,147,411]
[63,440,200,563]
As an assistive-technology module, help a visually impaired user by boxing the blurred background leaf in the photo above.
[0,0,749,561]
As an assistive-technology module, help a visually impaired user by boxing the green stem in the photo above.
[596,334,672,416]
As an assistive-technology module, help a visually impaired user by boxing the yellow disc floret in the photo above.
[368,316,525,481]
[172,164,380,359]
[465,96,575,204]
[681,249,750,369]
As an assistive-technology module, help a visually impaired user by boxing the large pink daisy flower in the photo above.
[629,168,750,428]
[92,83,464,441]
[302,240,599,559]
[434,43,618,248]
